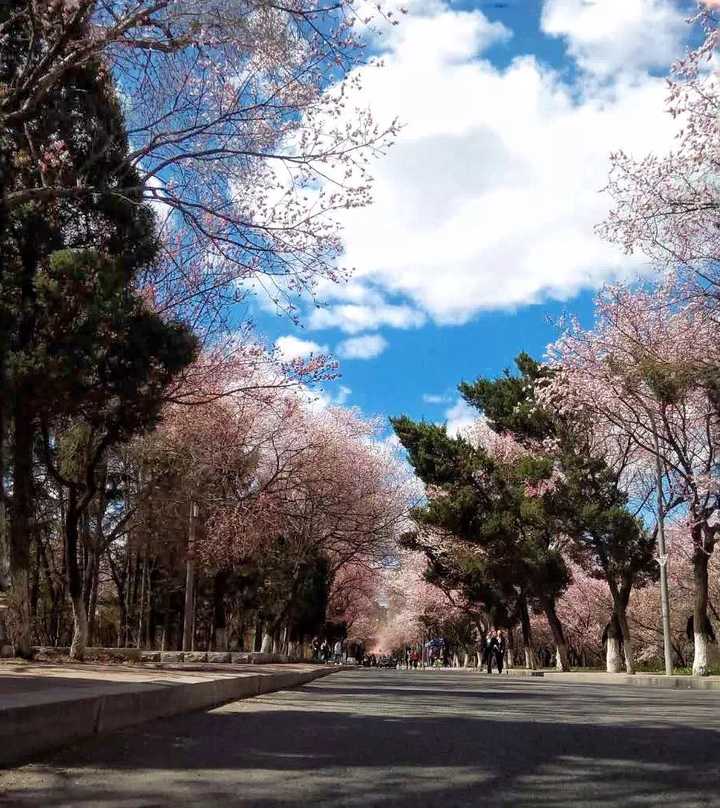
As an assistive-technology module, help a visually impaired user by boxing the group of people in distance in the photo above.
[311,637,345,664]
[482,629,507,674]
[310,630,507,672]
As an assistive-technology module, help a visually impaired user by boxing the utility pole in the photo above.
[182,500,198,652]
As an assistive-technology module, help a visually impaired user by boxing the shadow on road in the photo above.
[1,672,719,807]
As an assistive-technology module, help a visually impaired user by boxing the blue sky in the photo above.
[251,0,695,433]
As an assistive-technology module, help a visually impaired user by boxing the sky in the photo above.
[252,0,697,435]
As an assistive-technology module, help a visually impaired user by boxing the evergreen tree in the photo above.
[0,35,197,656]
[391,413,573,670]
[462,354,656,674]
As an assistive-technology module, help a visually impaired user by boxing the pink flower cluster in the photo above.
[38,137,71,175]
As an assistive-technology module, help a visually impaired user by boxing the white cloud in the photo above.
[313,0,687,328]
[144,173,174,226]
[275,335,327,361]
[423,393,452,405]
[336,333,389,360]
[309,303,425,334]
[334,384,353,405]
[541,0,687,78]
[301,383,352,413]
[308,303,425,334]
[444,399,477,438]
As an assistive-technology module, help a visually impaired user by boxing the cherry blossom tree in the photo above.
[131,370,419,653]
[368,550,464,656]
[598,8,720,282]
[544,283,720,674]
[0,0,398,326]
[629,517,720,668]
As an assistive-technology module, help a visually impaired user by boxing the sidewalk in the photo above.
[504,668,720,690]
[0,659,349,767]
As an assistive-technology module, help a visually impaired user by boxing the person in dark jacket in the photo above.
[485,630,499,674]
[495,631,507,674]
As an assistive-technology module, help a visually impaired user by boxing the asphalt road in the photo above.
[1,669,720,807]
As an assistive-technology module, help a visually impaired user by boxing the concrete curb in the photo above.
[502,668,720,690]
[32,647,308,665]
[416,667,720,690]
[1,665,351,768]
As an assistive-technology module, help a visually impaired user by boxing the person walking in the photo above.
[333,639,343,665]
[495,630,507,674]
[485,630,499,674]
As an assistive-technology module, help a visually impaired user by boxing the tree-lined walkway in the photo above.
[2,670,719,806]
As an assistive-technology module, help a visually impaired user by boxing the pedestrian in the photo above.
[486,630,499,674]
[311,636,320,662]
[495,630,507,674]
[333,639,343,664]
[320,639,330,663]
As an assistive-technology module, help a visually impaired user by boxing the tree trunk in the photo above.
[261,631,273,653]
[66,490,88,661]
[518,592,537,669]
[87,569,98,647]
[606,617,622,673]
[0,392,10,593]
[182,501,197,651]
[692,546,712,676]
[607,575,635,674]
[9,410,34,658]
[615,606,635,675]
[144,566,153,649]
[542,597,570,671]
[123,552,134,647]
[70,593,88,660]
[137,556,148,650]
[212,570,228,651]
[29,539,40,625]
[506,628,515,669]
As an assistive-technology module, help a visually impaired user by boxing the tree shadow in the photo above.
[2,673,719,807]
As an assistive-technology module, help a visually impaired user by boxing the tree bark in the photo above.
[212,570,228,651]
[692,545,712,676]
[518,593,537,669]
[542,596,570,671]
[66,489,88,661]
[70,593,89,659]
[137,555,147,650]
[605,617,622,673]
[182,501,197,651]
[9,409,34,658]
[607,579,635,675]
[0,374,10,593]
[615,605,635,675]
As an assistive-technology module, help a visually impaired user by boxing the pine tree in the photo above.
[462,354,656,675]
[0,28,197,656]
[390,412,573,671]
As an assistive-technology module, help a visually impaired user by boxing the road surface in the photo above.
[1,669,719,807]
